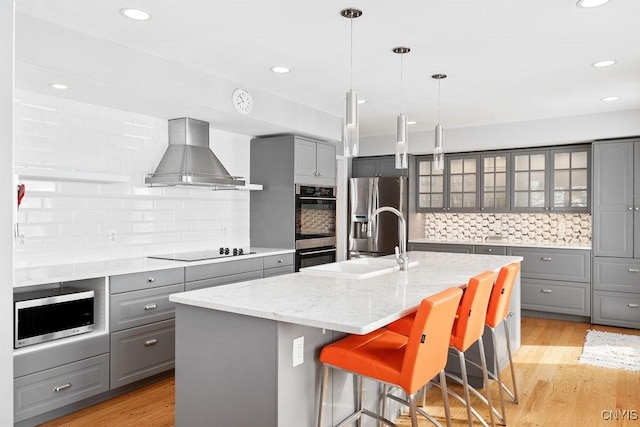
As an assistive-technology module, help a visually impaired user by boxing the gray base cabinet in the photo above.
[509,247,591,317]
[14,354,110,423]
[110,319,175,389]
[408,242,474,253]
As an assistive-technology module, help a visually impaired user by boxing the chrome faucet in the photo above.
[368,206,409,270]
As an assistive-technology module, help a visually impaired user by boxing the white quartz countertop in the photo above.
[170,251,522,335]
[14,247,295,288]
[409,238,591,250]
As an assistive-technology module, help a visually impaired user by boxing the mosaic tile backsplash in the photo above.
[423,213,591,244]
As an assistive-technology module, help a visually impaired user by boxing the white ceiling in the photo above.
[14,0,640,139]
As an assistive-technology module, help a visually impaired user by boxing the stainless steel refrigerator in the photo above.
[348,176,408,258]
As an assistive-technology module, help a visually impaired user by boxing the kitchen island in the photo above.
[170,251,522,427]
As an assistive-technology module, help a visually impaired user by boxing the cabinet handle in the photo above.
[277,259,284,264]
[628,268,640,273]
[628,206,633,211]
[629,304,639,308]
[53,383,72,393]
[636,207,640,211]
[541,289,552,293]
[541,257,552,261]
[144,303,158,310]
[147,277,155,282]
[145,339,158,346]
[487,249,493,253]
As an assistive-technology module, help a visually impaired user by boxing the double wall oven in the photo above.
[295,184,337,271]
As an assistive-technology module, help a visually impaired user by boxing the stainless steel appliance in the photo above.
[295,184,337,270]
[349,176,408,257]
[14,286,94,348]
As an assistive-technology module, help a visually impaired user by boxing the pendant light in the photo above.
[432,73,447,171]
[393,47,410,169]
[341,8,362,158]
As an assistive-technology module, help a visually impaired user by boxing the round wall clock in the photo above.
[232,88,253,114]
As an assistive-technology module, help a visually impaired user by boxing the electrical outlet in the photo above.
[292,336,304,367]
[17,234,25,246]
[108,231,117,243]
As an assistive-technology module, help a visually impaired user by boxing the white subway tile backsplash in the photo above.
[14,90,253,267]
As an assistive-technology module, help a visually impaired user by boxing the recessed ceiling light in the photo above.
[576,0,612,8]
[358,99,367,104]
[50,83,68,90]
[270,66,291,74]
[119,8,151,21]
[601,96,620,102]
[592,60,617,67]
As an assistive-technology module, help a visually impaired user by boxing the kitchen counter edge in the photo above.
[13,247,295,288]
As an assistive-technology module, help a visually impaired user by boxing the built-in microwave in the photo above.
[14,286,94,349]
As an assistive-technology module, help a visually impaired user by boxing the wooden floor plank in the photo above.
[39,317,640,427]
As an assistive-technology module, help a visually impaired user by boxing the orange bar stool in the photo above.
[388,270,498,427]
[484,262,520,423]
[317,287,463,427]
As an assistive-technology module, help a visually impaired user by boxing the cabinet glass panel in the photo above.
[482,154,508,210]
[417,158,444,210]
[448,156,478,209]
[513,152,547,208]
[552,149,589,209]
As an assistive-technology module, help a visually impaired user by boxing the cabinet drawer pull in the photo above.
[628,268,640,273]
[53,383,72,392]
[629,304,639,308]
[541,257,552,261]
[144,303,158,310]
[487,249,493,253]
[145,339,158,346]
[277,259,284,264]
[541,289,552,293]
[147,277,155,282]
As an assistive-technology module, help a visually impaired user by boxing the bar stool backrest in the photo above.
[399,287,463,393]
[486,263,520,328]
[450,270,496,352]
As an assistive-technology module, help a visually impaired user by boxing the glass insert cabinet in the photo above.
[416,144,590,213]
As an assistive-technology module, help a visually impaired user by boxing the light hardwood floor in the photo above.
[40,317,640,427]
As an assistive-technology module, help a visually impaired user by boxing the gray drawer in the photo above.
[474,245,507,255]
[110,268,183,294]
[508,247,590,282]
[263,253,294,269]
[110,283,183,332]
[14,353,109,422]
[110,319,175,389]
[264,265,294,278]
[593,257,640,293]
[185,258,263,282]
[521,278,590,316]
[14,334,109,378]
[185,270,263,292]
[408,243,474,253]
[592,291,640,329]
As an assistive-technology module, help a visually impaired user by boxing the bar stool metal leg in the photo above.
[318,365,330,427]
[478,336,496,427]
[503,320,519,403]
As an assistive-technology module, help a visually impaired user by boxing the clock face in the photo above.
[232,88,252,114]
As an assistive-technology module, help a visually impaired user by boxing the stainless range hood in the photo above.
[145,118,245,187]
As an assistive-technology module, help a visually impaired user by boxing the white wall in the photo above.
[14,90,252,268]
[1,1,14,423]
[358,109,640,156]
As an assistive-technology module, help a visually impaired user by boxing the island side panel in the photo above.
[174,305,278,427]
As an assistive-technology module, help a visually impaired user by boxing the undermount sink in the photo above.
[299,257,419,280]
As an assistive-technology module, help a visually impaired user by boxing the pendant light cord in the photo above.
[438,78,441,123]
[350,16,354,90]
[400,53,404,114]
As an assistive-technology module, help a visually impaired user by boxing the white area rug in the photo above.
[578,330,640,372]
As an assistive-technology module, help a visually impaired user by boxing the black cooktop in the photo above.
[148,248,255,262]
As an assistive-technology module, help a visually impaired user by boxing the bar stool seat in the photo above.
[317,287,463,427]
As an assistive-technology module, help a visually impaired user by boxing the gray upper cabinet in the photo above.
[511,145,590,213]
[416,154,479,212]
[480,152,510,212]
[352,156,403,177]
[294,137,336,185]
[593,141,638,258]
